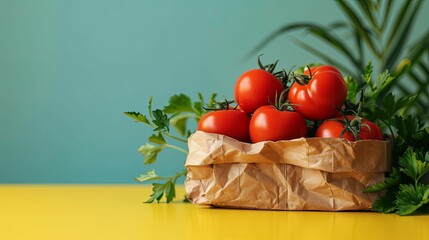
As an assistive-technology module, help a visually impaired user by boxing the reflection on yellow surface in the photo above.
[0,185,428,240]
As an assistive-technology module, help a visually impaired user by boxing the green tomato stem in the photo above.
[381,119,396,143]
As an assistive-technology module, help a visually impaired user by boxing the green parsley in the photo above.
[356,62,429,215]
[125,93,217,203]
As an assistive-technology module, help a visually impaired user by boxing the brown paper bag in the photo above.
[185,131,390,211]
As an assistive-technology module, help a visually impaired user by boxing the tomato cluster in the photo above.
[197,60,383,143]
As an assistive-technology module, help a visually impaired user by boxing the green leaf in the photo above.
[145,180,176,203]
[383,0,423,70]
[138,143,164,164]
[207,93,218,109]
[364,168,401,193]
[371,189,397,213]
[384,0,412,52]
[193,101,204,119]
[336,0,379,57]
[147,96,154,119]
[395,95,417,116]
[356,0,379,33]
[247,22,360,74]
[145,183,166,203]
[292,39,356,78]
[392,115,429,158]
[380,0,393,30]
[148,132,166,145]
[302,26,359,69]
[399,148,429,182]
[408,31,429,64]
[164,180,176,203]
[395,183,429,215]
[375,70,395,93]
[123,111,150,124]
[363,61,373,87]
[170,115,190,137]
[135,169,164,183]
[139,169,186,203]
[345,76,359,103]
[152,109,170,132]
[163,94,194,114]
[380,92,396,117]
[396,115,424,136]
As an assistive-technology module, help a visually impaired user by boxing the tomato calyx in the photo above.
[335,115,370,140]
[257,54,290,88]
[292,66,312,85]
[271,90,295,112]
[203,99,236,111]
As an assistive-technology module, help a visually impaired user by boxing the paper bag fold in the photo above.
[185,131,390,211]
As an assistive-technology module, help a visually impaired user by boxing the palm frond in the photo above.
[383,0,423,71]
[356,0,380,34]
[408,31,429,66]
[336,0,379,58]
[380,0,393,30]
[247,22,360,70]
[384,0,413,52]
[292,39,356,78]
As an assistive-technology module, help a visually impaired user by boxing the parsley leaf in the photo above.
[138,143,163,164]
[371,189,397,213]
[152,109,170,132]
[148,133,166,145]
[163,93,217,137]
[123,111,150,125]
[146,183,169,203]
[399,148,429,183]
[141,169,187,203]
[364,168,401,193]
[170,114,191,137]
[135,169,164,182]
[163,94,194,114]
[395,183,429,216]
[126,93,217,203]
[347,64,429,215]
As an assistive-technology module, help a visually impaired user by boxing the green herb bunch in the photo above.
[124,93,217,203]
[347,62,429,215]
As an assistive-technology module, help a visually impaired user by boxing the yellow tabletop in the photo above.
[1,185,428,240]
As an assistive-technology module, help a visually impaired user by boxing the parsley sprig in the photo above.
[348,62,429,215]
[125,93,217,203]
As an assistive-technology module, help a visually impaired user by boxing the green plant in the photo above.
[346,62,429,215]
[124,93,218,203]
[250,0,429,117]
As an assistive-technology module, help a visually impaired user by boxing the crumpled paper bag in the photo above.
[185,131,390,211]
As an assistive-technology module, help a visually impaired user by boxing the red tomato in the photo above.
[288,65,347,121]
[197,110,250,142]
[315,116,383,141]
[249,105,307,143]
[363,119,384,140]
[234,69,284,114]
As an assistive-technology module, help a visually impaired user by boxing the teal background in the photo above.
[1,0,428,183]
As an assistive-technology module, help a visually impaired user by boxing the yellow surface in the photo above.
[1,185,428,240]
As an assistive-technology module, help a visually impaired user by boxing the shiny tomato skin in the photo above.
[234,69,284,114]
[304,65,341,76]
[197,110,250,142]
[363,119,384,140]
[314,119,356,141]
[315,116,383,141]
[249,105,307,143]
[288,65,347,121]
